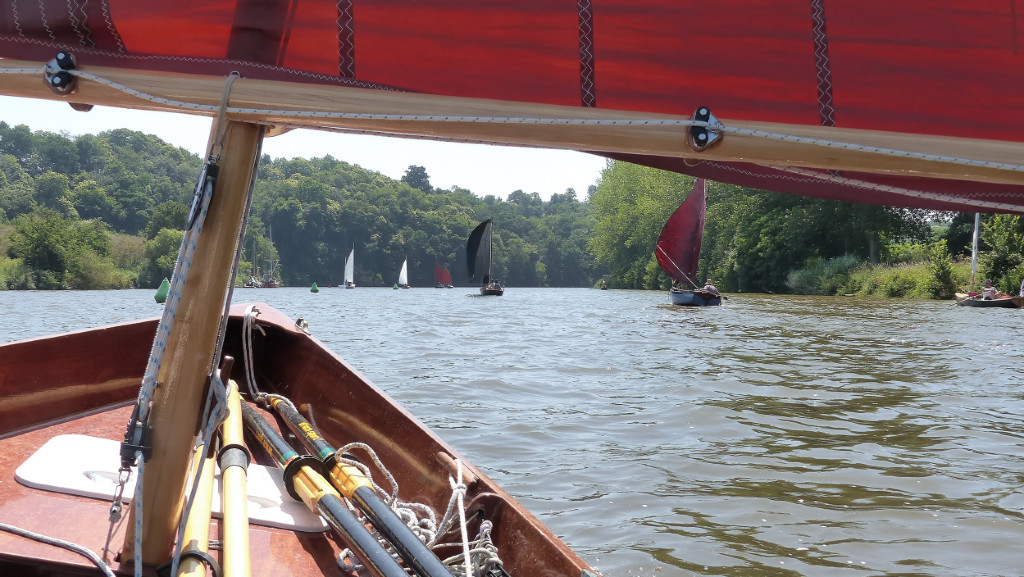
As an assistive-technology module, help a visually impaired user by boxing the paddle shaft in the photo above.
[240,403,407,577]
[219,382,251,577]
[268,397,453,577]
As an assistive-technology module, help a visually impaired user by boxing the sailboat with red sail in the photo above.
[433,261,453,288]
[656,178,721,306]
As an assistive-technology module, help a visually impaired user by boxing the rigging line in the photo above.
[655,244,697,288]
[0,523,117,577]
[135,162,217,423]
[770,165,1024,214]
[209,71,240,159]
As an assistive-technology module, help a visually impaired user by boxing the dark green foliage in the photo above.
[978,214,1024,293]
[926,240,957,299]
[6,209,119,289]
[4,123,1021,297]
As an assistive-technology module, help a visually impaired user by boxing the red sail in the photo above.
[656,178,707,287]
[4,2,1024,211]
[434,261,444,284]
[441,267,452,285]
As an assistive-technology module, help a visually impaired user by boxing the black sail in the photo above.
[466,219,492,286]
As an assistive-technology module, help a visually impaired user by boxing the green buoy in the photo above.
[310,282,319,293]
[393,283,399,289]
[154,277,170,303]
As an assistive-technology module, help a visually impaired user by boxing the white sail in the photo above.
[344,248,355,288]
[398,259,409,286]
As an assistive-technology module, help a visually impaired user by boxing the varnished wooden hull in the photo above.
[954,293,1024,308]
[669,288,722,306]
[0,303,592,576]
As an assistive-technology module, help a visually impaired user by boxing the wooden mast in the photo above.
[121,120,264,565]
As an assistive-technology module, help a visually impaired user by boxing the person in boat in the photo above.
[1019,277,1024,297]
[982,279,1003,300]
[702,279,720,296]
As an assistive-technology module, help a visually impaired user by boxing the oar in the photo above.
[267,396,453,577]
[240,403,408,577]
[219,380,251,577]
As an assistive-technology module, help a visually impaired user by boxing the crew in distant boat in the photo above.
[982,279,1002,300]
[702,279,719,296]
[1019,277,1024,297]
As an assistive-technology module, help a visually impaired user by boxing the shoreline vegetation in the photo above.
[3,123,1022,296]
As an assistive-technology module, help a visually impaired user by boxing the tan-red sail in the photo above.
[656,178,707,287]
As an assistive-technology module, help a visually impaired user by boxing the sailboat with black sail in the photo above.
[467,219,503,296]
[656,178,721,306]
[4,3,1024,577]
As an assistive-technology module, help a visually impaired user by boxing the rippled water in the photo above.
[2,288,1023,576]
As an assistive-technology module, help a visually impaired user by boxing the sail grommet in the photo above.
[44,52,79,96]
[688,106,723,152]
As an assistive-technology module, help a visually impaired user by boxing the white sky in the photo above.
[0,95,606,200]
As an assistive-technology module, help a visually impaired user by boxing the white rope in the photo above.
[5,64,1024,176]
[132,452,144,577]
[0,522,117,577]
[242,305,266,399]
[454,460,472,577]
[769,164,1024,214]
[135,161,217,423]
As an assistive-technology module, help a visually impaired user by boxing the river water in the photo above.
[2,288,1023,577]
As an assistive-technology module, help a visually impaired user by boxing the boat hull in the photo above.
[954,293,1024,308]
[480,287,504,296]
[669,288,722,306]
[0,303,591,577]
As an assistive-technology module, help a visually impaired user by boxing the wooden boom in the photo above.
[2,58,1023,186]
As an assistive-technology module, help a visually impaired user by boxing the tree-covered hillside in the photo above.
[4,122,1021,295]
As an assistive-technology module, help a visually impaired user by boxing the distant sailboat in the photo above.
[656,178,721,306]
[434,261,453,288]
[467,219,503,296]
[396,258,411,289]
[344,247,356,289]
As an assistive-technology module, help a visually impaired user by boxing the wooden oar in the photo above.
[219,380,251,577]
[267,397,453,577]
[240,403,408,577]
[176,440,217,577]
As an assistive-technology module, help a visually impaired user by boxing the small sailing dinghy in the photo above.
[396,258,411,289]
[467,219,503,296]
[344,247,356,289]
[656,178,722,306]
[434,261,453,288]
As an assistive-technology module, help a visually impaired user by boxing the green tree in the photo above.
[979,214,1024,292]
[926,240,956,299]
[140,228,185,288]
[34,171,78,217]
[401,165,432,193]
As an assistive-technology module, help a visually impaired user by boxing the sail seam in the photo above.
[337,0,355,77]
[578,0,596,107]
[810,0,836,127]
